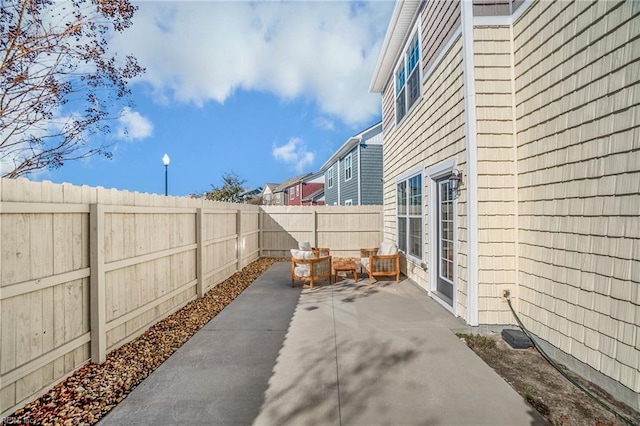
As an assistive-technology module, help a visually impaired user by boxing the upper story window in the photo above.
[327,166,334,188]
[289,188,294,200]
[296,185,299,196]
[395,30,421,123]
[345,154,353,181]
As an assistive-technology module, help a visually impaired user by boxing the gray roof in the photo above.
[273,173,312,192]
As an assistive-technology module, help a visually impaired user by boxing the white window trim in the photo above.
[395,164,424,264]
[289,188,294,200]
[394,16,422,126]
[327,166,334,189]
[345,153,353,181]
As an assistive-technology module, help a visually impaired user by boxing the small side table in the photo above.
[333,259,358,283]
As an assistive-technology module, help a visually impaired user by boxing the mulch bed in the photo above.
[5,257,286,426]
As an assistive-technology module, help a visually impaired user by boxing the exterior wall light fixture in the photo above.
[450,169,462,196]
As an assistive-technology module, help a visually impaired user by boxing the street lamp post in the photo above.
[162,153,170,196]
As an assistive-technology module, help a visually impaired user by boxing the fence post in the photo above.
[236,209,243,271]
[259,208,263,258]
[89,203,106,364]
[312,209,318,247]
[196,207,204,298]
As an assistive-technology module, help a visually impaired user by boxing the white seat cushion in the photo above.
[295,265,311,277]
[360,257,370,270]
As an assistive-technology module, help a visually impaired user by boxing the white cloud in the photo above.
[313,117,335,131]
[272,137,315,172]
[113,1,393,125]
[116,107,153,140]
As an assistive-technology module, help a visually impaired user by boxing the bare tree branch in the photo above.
[0,0,144,178]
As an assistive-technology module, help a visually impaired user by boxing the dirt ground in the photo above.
[460,334,640,426]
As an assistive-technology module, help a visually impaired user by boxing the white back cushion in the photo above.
[291,249,316,260]
[378,241,398,255]
[298,241,313,251]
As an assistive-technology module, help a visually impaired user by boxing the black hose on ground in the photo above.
[505,296,637,426]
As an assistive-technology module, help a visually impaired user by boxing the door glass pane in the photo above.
[439,180,454,282]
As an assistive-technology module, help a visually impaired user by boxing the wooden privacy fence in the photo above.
[0,179,383,416]
[259,205,383,258]
[0,179,260,416]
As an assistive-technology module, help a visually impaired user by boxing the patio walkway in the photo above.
[100,261,546,425]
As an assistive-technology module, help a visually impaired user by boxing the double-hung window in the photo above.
[327,166,334,188]
[395,30,421,123]
[397,172,422,260]
[345,154,352,181]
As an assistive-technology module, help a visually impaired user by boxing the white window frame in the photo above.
[396,165,424,263]
[395,22,422,125]
[327,166,334,188]
[345,154,353,181]
[289,187,294,200]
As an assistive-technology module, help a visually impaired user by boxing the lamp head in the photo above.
[162,153,170,166]
[450,169,462,193]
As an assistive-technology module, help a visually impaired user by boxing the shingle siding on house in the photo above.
[374,0,640,408]
[340,150,359,204]
[421,0,461,77]
[474,25,518,326]
[360,145,384,205]
[513,0,640,394]
[381,36,467,308]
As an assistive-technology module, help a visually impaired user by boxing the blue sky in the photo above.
[30,1,395,197]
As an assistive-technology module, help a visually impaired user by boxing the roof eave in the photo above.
[320,137,361,171]
[369,0,421,93]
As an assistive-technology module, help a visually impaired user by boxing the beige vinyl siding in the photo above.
[421,0,461,76]
[382,36,468,317]
[381,0,461,136]
[381,80,395,134]
[474,25,518,325]
[514,0,640,393]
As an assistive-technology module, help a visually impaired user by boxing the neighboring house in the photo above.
[321,122,383,206]
[261,183,279,205]
[370,0,639,409]
[272,173,312,206]
[284,171,324,206]
[238,187,263,204]
[301,186,325,206]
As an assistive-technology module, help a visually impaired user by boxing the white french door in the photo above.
[436,178,455,305]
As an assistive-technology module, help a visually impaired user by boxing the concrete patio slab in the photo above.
[100,262,547,426]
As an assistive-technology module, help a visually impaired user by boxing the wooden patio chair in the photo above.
[290,248,332,289]
[360,241,400,283]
